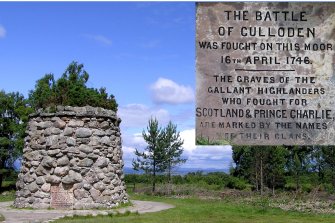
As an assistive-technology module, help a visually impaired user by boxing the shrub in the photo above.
[29,61,118,111]
[320,183,334,193]
[227,177,249,190]
[284,182,297,191]
[301,183,313,193]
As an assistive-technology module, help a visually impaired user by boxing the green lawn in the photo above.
[55,193,335,223]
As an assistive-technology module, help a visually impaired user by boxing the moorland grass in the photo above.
[54,193,335,223]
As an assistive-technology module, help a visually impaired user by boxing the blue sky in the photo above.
[0,2,231,171]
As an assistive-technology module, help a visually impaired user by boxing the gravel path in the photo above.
[0,200,174,223]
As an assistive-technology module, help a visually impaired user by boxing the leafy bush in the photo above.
[320,183,334,193]
[301,183,313,193]
[284,182,297,191]
[226,177,249,190]
[29,61,118,111]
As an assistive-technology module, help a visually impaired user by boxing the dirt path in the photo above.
[0,200,174,223]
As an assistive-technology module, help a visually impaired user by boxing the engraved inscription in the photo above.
[196,2,335,145]
[50,185,74,209]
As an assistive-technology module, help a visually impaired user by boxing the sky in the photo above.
[0,2,232,171]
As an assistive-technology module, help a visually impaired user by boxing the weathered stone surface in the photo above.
[100,121,110,129]
[66,137,76,146]
[16,189,31,198]
[76,152,87,159]
[63,127,74,136]
[31,161,40,166]
[34,191,49,198]
[24,151,42,161]
[50,127,61,135]
[78,158,94,167]
[102,189,113,196]
[103,177,111,184]
[67,147,79,154]
[41,156,56,168]
[45,135,59,147]
[89,188,101,201]
[47,149,61,156]
[62,170,83,184]
[87,153,99,160]
[45,175,61,184]
[27,182,39,193]
[74,188,89,200]
[93,130,105,136]
[36,176,46,185]
[53,118,66,129]
[57,156,70,166]
[35,165,48,176]
[83,183,92,190]
[100,136,110,145]
[89,136,100,146]
[86,172,99,184]
[37,121,52,129]
[93,181,106,191]
[95,157,108,168]
[54,166,69,176]
[23,173,36,183]
[68,120,84,127]
[41,183,51,193]
[75,128,92,138]
[78,144,93,153]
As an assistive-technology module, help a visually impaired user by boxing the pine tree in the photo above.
[132,118,166,193]
[162,121,186,188]
[132,119,186,193]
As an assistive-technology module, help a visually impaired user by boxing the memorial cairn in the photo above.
[14,106,128,209]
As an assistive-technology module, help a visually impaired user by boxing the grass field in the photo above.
[55,193,335,223]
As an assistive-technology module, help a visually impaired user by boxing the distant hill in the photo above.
[123,167,229,175]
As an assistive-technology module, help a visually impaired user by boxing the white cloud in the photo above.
[123,132,147,148]
[0,25,6,38]
[84,34,112,46]
[121,128,233,170]
[122,145,136,167]
[150,78,194,104]
[180,129,232,169]
[118,103,170,128]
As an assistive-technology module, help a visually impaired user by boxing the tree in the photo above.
[132,118,186,193]
[132,118,166,193]
[266,146,287,195]
[286,146,312,192]
[29,61,118,111]
[0,91,33,189]
[162,121,186,184]
[232,146,288,195]
[321,146,335,188]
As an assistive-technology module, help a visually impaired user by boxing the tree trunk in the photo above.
[272,177,275,196]
[255,162,259,192]
[260,157,263,196]
[0,172,3,192]
[168,162,171,195]
[152,161,156,193]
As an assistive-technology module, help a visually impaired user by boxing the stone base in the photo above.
[14,106,128,209]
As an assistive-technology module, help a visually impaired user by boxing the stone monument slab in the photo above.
[50,184,74,209]
[196,2,335,145]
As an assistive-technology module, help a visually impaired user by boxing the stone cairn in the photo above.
[14,106,128,209]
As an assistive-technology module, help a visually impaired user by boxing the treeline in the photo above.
[127,146,335,195]
[232,146,335,194]
[125,171,249,191]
